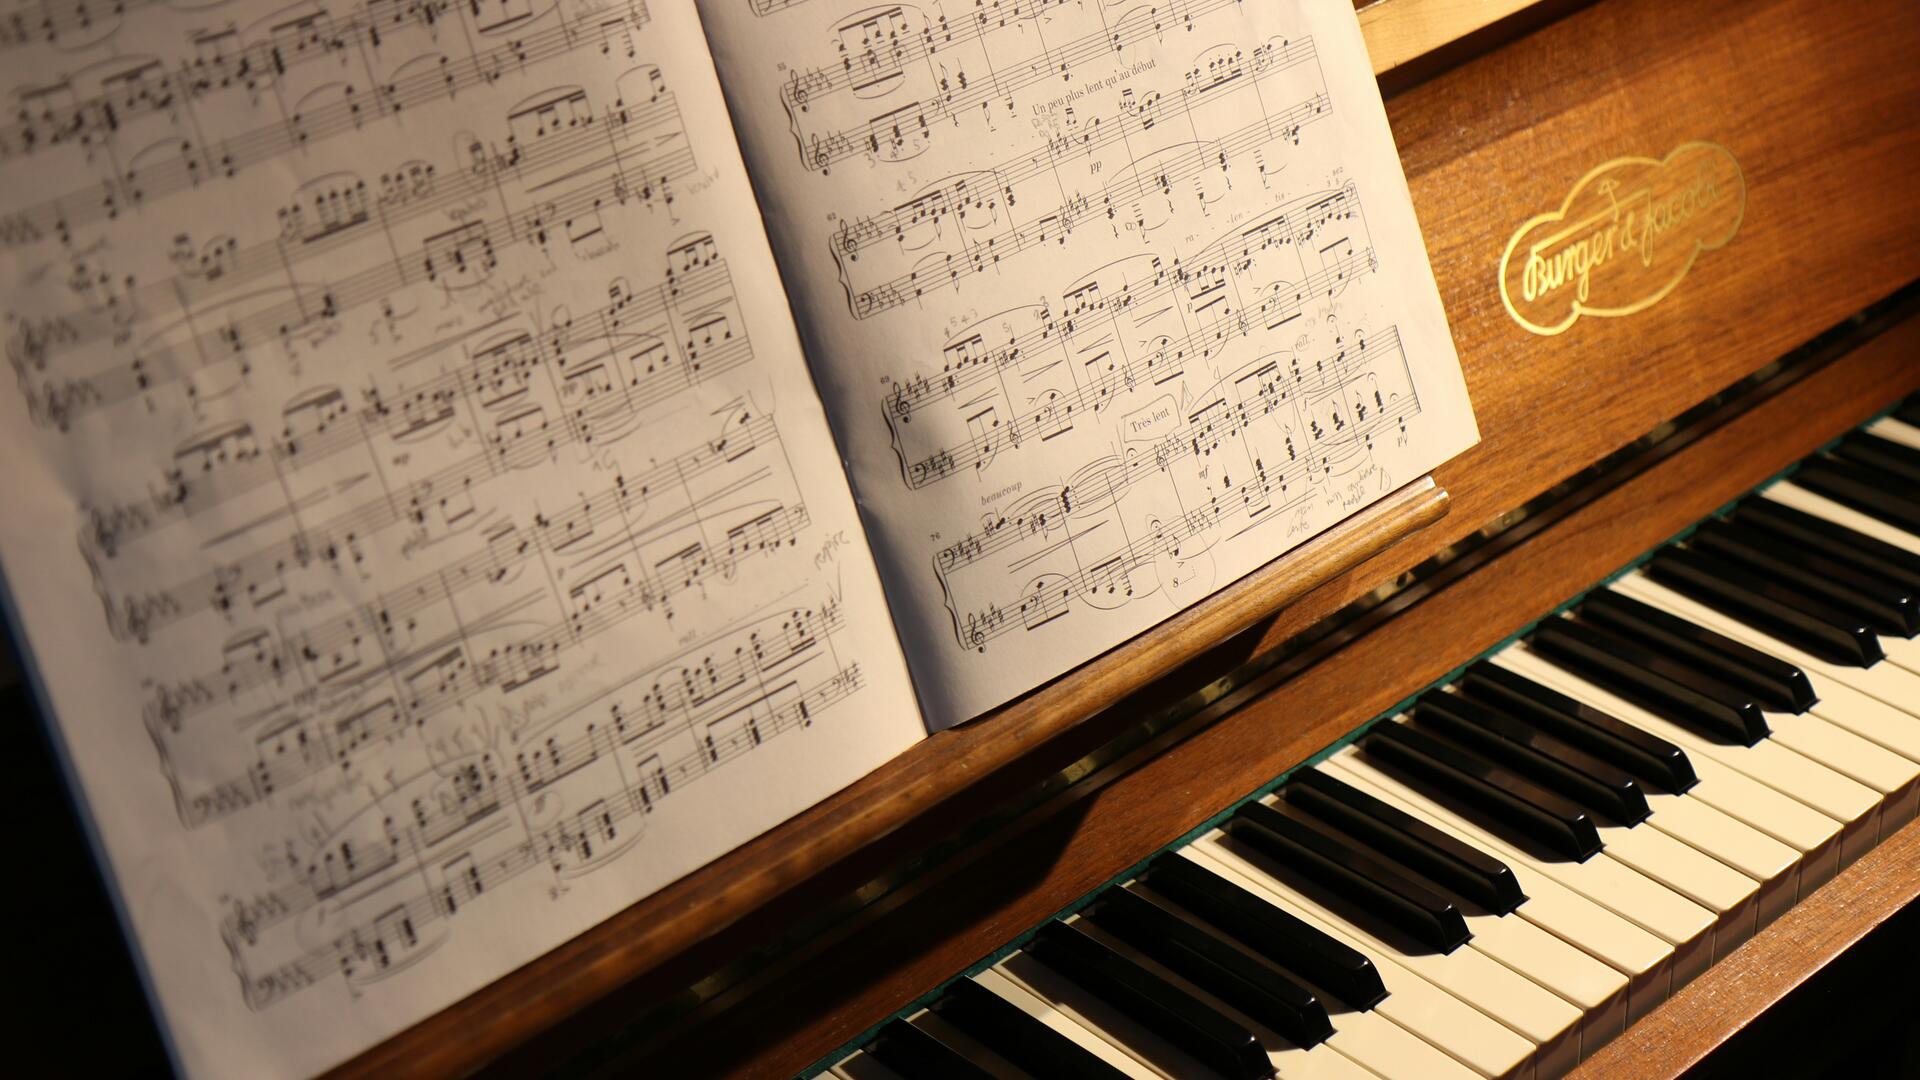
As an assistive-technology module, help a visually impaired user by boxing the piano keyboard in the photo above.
[815,403,1920,1080]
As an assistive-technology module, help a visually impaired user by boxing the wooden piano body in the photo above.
[13,0,1917,1074]
[358,0,1920,1073]
[290,0,1920,1072]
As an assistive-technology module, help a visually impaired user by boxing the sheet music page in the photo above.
[0,2,923,1076]
[695,0,1479,728]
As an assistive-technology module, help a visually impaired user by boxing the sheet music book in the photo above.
[0,0,1475,1074]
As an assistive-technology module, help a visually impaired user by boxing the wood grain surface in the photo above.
[1359,0,1549,74]
[628,269,1920,1080]
[331,0,1920,1072]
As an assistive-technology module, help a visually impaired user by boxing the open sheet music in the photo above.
[0,0,1474,1074]
[697,0,1475,727]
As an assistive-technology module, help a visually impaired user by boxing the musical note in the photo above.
[0,0,1473,1068]
[880,187,1373,486]
[223,605,863,1007]
[15,86,694,405]
[0,1,917,1066]
[932,327,1418,650]
[839,89,1337,318]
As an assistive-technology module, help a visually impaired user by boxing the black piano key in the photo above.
[1284,769,1526,915]
[1528,617,1770,745]
[1690,519,1919,636]
[930,979,1130,1080]
[1646,546,1883,666]
[1141,855,1387,1009]
[1085,886,1334,1049]
[1733,498,1920,592]
[1896,398,1920,429]
[1579,587,1817,711]
[1458,662,1698,792]
[1026,921,1273,1080]
[1361,720,1604,861]
[1834,432,1920,486]
[1225,800,1472,954]
[865,1019,995,1080]
[1413,692,1650,824]
[1794,457,1920,532]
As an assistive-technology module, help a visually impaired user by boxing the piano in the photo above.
[7,0,1918,1075]
[811,412,1920,1080]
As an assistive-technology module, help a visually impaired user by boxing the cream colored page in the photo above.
[0,1,923,1076]
[696,0,1477,728]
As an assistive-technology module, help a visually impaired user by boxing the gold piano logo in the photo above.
[1499,141,1745,336]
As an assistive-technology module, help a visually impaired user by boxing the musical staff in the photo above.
[223,598,860,1007]
[15,79,698,428]
[81,253,749,573]
[0,0,1476,1068]
[880,184,1373,485]
[783,0,1249,171]
[151,463,811,828]
[685,0,1475,727]
[0,2,921,1068]
[939,325,1417,649]
[0,2,652,248]
[123,403,784,672]
[841,87,1336,318]
[828,36,1323,262]
[14,79,684,360]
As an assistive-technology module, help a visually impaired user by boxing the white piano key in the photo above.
[912,1007,1040,1078]
[1580,809,1759,959]
[1796,675,1920,761]
[1443,896,1630,1059]
[1454,655,1802,926]
[1767,710,1920,828]
[1758,481,1920,676]
[1765,481,1920,555]
[1617,569,1920,738]
[1176,847,1544,1080]
[1497,645,1882,867]
[1189,830,1581,1077]
[1321,748,1713,993]
[832,1050,906,1080]
[1867,416,1920,450]
[1066,913,1386,1080]
[996,950,1233,1079]
[971,967,1163,1079]
[1247,788,1626,1052]
[1303,997,1487,1080]
[1634,791,1800,928]
[1300,808,1634,1059]
[1489,631,1844,888]
[1876,634,1920,679]
[1379,714,1760,960]
[1601,576,1920,823]
[1318,756,1671,1026]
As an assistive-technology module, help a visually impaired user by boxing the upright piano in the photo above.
[11,0,1920,1075]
